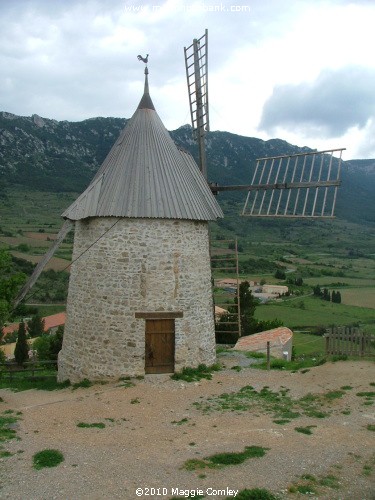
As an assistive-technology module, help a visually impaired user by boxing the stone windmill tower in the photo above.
[57,66,223,382]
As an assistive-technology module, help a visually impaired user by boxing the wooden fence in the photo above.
[0,360,57,382]
[325,327,375,357]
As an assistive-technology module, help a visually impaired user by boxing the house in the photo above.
[234,326,293,361]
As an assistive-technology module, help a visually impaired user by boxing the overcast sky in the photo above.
[1,0,375,160]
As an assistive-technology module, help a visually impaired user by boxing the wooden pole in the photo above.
[267,341,270,370]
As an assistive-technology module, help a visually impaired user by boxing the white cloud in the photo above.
[0,0,375,158]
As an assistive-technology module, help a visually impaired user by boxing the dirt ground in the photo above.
[1,356,374,500]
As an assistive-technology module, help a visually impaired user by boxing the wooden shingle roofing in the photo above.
[62,72,223,222]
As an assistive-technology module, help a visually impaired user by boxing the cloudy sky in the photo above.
[1,0,375,160]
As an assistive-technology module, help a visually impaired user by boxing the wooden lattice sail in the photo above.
[241,148,345,218]
[184,29,209,179]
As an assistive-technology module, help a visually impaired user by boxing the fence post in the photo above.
[267,341,270,370]
[360,331,365,357]
[325,333,330,355]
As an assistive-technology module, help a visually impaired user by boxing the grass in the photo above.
[367,424,375,431]
[294,425,316,435]
[171,418,189,425]
[289,472,340,496]
[254,355,326,372]
[254,295,375,330]
[292,331,326,356]
[319,475,340,489]
[32,448,64,469]
[72,378,92,389]
[0,369,71,392]
[192,385,338,424]
[324,390,345,400]
[0,412,19,443]
[77,422,105,429]
[171,363,221,382]
[230,489,278,500]
[183,445,268,470]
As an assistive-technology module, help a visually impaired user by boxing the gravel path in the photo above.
[1,358,374,500]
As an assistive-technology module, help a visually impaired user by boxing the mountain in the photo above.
[0,111,374,225]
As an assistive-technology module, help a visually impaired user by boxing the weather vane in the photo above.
[137,54,149,64]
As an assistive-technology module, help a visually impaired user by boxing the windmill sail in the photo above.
[241,148,345,218]
[184,29,209,178]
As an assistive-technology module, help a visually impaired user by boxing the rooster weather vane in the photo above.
[137,54,149,64]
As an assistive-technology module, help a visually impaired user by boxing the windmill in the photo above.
[184,30,345,338]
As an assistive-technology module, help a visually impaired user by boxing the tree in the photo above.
[312,285,321,296]
[33,326,64,361]
[332,290,342,304]
[274,269,286,280]
[236,281,259,336]
[0,249,26,330]
[323,288,330,301]
[27,315,45,338]
[14,321,29,365]
[49,326,64,359]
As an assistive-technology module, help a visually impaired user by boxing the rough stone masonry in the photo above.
[58,217,216,382]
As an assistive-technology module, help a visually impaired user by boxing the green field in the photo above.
[254,295,375,333]
[1,186,375,333]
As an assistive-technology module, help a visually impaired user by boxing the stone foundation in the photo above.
[58,218,216,382]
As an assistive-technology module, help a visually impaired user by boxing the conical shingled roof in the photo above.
[62,71,223,222]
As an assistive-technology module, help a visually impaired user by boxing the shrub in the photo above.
[33,449,64,469]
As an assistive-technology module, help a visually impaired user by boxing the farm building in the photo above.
[262,285,288,295]
[234,326,293,361]
[57,69,223,382]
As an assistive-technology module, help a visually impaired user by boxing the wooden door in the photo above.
[145,319,175,374]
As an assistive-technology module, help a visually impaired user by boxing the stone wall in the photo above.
[58,217,216,382]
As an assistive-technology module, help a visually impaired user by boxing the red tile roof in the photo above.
[2,312,66,337]
[234,327,293,351]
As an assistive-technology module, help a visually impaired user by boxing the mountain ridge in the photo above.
[1,111,374,225]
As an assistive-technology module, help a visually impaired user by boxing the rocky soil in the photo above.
[1,356,374,500]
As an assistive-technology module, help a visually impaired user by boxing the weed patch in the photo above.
[294,425,316,435]
[72,378,92,390]
[77,422,105,429]
[33,449,64,469]
[183,446,268,471]
[171,364,221,382]
[228,488,278,499]
[171,418,189,425]
[193,384,340,423]
[253,355,327,372]
[319,475,340,489]
[244,351,267,359]
[324,390,345,400]
[0,411,20,445]
[366,424,375,431]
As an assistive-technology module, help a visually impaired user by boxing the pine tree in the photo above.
[27,315,45,338]
[235,281,259,336]
[14,321,29,366]
[336,291,342,304]
[313,285,321,297]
